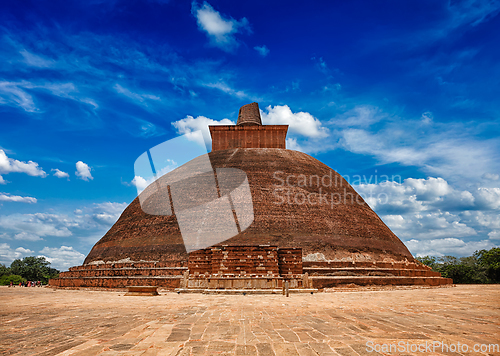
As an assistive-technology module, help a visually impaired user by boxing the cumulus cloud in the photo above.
[352,176,500,256]
[261,105,328,138]
[0,149,46,179]
[254,45,269,57]
[0,202,127,248]
[488,230,500,240]
[192,1,250,52]
[52,168,69,179]
[0,213,73,238]
[0,243,34,265]
[286,138,304,152]
[406,238,495,257]
[172,115,234,148]
[75,161,93,181]
[0,193,37,204]
[14,232,43,241]
[38,246,85,271]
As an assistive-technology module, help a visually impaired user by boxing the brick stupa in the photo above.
[50,103,452,290]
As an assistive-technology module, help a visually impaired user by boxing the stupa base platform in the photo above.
[49,258,452,290]
[175,288,319,294]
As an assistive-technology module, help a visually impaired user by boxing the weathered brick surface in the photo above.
[236,102,262,126]
[49,276,182,288]
[277,248,302,275]
[209,125,288,151]
[84,148,418,266]
[311,276,453,288]
[188,245,301,278]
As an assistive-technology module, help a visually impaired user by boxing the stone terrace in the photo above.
[0,285,499,356]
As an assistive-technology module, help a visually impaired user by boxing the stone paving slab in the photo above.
[0,285,499,355]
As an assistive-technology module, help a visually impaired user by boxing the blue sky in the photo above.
[0,0,499,270]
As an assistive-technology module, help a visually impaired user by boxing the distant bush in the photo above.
[0,275,26,285]
[417,247,500,284]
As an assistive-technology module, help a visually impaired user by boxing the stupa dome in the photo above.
[85,148,414,264]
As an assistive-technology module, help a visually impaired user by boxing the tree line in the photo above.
[0,256,59,285]
[416,247,500,284]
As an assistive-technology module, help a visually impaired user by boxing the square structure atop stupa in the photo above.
[209,102,288,151]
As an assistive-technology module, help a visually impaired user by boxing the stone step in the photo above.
[60,267,187,278]
[310,275,453,288]
[303,261,429,270]
[175,288,319,294]
[304,267,441,277]
[49,276,183,289]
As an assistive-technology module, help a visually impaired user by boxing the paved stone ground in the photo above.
[0,285,499,356]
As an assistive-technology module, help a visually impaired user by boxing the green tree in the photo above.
[474,248,500,283]
[416,256,437,269]
[0,263,11,277]
[9,256,59,283]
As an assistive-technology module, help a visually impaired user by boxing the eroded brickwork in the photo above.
[209,125,288,151]
[188,245,300,277]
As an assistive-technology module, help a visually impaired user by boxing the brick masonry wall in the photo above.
[188,246,302,277]
[209,125,288,151]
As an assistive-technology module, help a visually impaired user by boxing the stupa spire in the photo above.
[236,102,262,126]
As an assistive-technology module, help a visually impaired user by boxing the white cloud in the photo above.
[192,1,250,52]
[0,243,34,265]
[0,213,73,238]
[131,176,149,193]
[339,125,500,182]
[482,173,499,181]
[329,105,385,128]
[172,115,234,148]
[0,80,97,113]
[421,111,433,124]
[20,49,55,68]
[489,231,500,240]
[254,45,269,57]
[0,202,127,248]
[352,176,500,256]
[0,193,37,204]
[0,149,47,178]
[0,175,6,185]
[89,202,128,225]
[201,81,252,99]
[38,246,85,271]
[52,168,70,179]
[114,84,160,107]
[474,187,500,210]
[0,81,37,112]
[75,161,93,181]
[14,232,43,241]
[406,238,495,257]
[286,138,304,152]
[261,105,328,138]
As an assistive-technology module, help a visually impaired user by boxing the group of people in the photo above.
[9,281,42,287]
